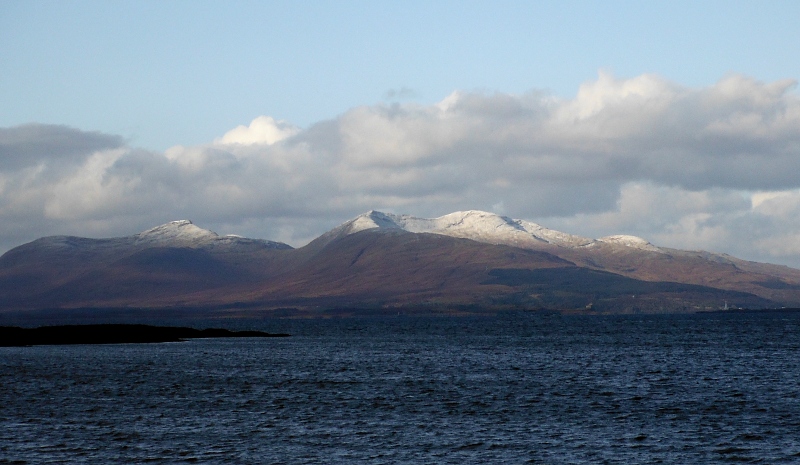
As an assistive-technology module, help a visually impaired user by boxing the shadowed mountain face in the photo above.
[1,212,799,315]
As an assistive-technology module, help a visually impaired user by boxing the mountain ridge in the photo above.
[2,210,800,317]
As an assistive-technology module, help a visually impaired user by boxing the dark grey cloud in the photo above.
[0,123,124,170]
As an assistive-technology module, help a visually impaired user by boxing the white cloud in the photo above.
[44,148,130,219]
[214,116,299,145]
[3,73,800,267]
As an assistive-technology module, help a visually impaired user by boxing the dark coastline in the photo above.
[0,324,290,347]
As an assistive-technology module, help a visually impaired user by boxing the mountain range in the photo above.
[3,210,800,317]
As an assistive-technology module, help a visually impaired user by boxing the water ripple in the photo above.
[2,313,800,463]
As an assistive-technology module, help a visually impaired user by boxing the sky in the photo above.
[2,0,800,267]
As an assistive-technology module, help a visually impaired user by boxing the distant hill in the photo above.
[3,211,800,317]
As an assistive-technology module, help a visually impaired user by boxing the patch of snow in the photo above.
[597,235,663,253]
[513,219,595,247]
[213,235,293,250]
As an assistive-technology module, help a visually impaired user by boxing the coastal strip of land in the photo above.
[0,324,290,347]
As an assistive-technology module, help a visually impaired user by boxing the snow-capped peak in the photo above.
[132,220,292,250]
[335,210,595,249]
[346,211,403,234]
[14,220,293,256]
[135,220,219,245]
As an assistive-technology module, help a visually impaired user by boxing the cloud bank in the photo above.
[2,73,800,266]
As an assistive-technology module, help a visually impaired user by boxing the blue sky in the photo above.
[3,0,800,267]
[4,0,798,150]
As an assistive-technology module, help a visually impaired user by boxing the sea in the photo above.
[2,311,800,464]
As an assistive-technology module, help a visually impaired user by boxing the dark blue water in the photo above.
[2,312,800,464]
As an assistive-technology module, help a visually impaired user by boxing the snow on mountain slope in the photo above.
[597,235,663,253]
[331,210,661,252]
[135,220,292,250]
[135,220,218,246]
[390,210,594,248]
